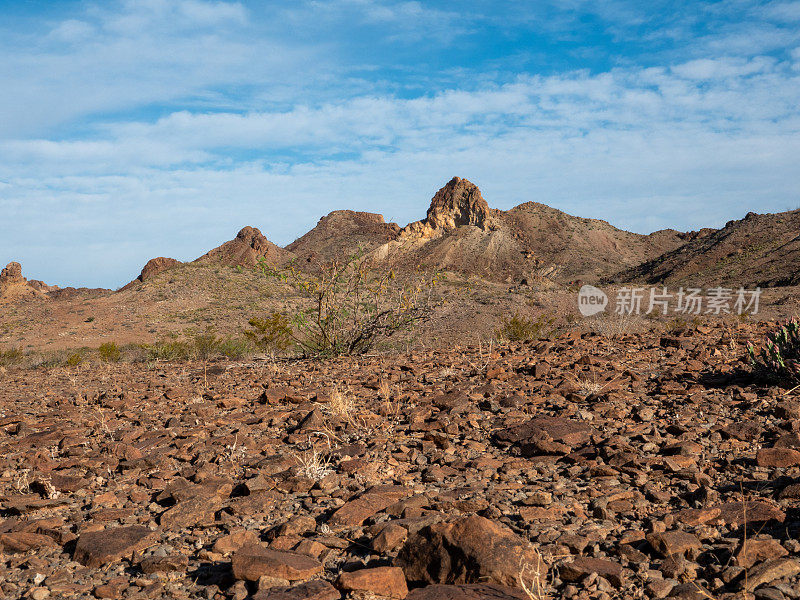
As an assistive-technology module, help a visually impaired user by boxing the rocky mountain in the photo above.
[120,257,183,291]
[373,177,689,284]
[286,210,400,266]
[614,210,800,287]
[194,226,293,269]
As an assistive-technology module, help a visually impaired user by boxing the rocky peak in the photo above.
[1,261,24,286]
[425,177,492,231]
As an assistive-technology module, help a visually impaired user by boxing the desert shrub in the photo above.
[0,347,24,366]
[217,336,254,359]
[262,251,438,357]
[65,351,84,367]
[243,313,293,354]
[98,342,121,363]
[748,318,800,383]
[496,313,555,342]
[143,338,191,361]
[187,327,221,361]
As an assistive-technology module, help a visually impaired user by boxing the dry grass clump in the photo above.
[496,313,556,342]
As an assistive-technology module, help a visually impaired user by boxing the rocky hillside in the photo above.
[287,211,400,267]
[373,177,689,284]
[195,226,293,269]
[614,210,800,287]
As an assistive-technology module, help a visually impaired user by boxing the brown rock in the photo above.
[734,539,788,569]
[121,257,181,290]
[716,501,785,528]
[756,447,800,468]
[0,531,59,553]
[397,515,547,590]
[373,522,409,553]
[424,177,493,232]
[73,526,157,568]
[337,566,409,599]
[647,531,702,558]
[231,545,323,582]
[328,485,410,527]
[560,557,626,588]
[741,558,800,591]
[139,553,189,574]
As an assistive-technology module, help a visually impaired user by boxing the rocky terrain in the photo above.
[4,177,800,600]
[2,320,800,600]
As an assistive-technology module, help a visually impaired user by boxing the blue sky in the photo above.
[1,0,799,288]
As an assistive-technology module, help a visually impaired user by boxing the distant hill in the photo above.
[613,210,800,287]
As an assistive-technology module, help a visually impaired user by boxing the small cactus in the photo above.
[748,318,800,383]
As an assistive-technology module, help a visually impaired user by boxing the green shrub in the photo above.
[243,313,293,354]
[98,342,121,362]
[0,347,24,366]
[143,338,191,361]
[65,351,84,367]
[217,337,254,359]
[188,327,221,361]
[748,318,800,383]
[496,313,555,342]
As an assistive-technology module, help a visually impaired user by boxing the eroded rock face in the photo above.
[121,257,182,290]
[0,261,24,284]
[425,177,492,232]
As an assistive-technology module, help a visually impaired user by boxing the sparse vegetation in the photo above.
[243,312,293,354]
[0,346,24,366]
[748,318,800,383]
[98,341,121,362]
[260,250,439,357]
[495,312,555,342]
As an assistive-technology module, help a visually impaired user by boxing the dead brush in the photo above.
[293,449,333,480]
[519,554,548,600]
[326,386,355,417]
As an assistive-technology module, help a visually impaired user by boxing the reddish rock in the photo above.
[337,566,409,599]
[734,538,788,569]
[647,531,702,559]
[328,485,410,527]
[231,545,323,582]
[560,557,626,588]
[121,257,181,290]
[73,526,157,568]
[397,515,547,590]
[741,558,800,591]
[756,447,800,468]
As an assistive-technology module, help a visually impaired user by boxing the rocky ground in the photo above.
[2,319,800,599]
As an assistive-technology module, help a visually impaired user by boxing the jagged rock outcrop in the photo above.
[400,177,494,240]
[195,226,293,268]
[120,257,182,291]
[0,262,54,302]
